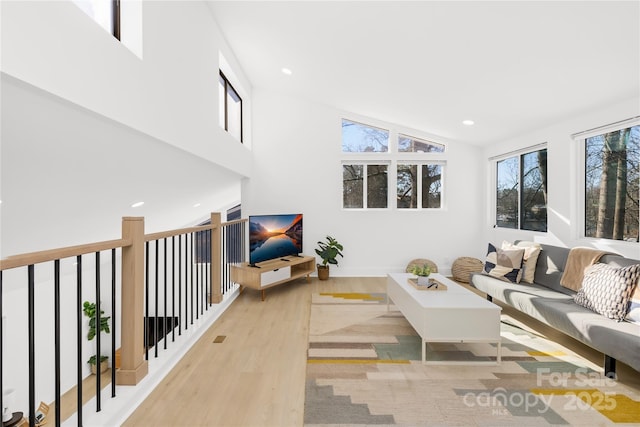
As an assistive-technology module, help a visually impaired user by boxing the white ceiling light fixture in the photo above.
[131,201,145,208]
[281,67,293,75]
[193,203,201,208]
[462,120,475,126]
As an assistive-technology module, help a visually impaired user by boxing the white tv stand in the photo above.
[230,255,315,301]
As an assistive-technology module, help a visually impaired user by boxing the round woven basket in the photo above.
[451,257,484,283]
[405,258,438,274]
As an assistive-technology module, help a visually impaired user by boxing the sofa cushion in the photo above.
[573,263,640,321]
[502,241,541,284]
[483,243,524,283]
[626,284,640,324]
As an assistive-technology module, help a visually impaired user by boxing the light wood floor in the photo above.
[123,276,640,427]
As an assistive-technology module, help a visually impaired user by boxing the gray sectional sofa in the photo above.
[470,243,640,376]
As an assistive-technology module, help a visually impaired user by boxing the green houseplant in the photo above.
[410,264,432,285]
[315,235,344,280]
[83,301,111,374]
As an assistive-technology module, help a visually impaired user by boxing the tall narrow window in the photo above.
[496,148,547,231]
[219,71,243,142]
[73,0,120,40]
[585,125,639,241]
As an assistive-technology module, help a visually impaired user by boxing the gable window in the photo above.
[342,119,389,152]
[219,71,243,142]
[496,148,547,231]
[397,163,442,209]
[584,125,639,241]
[73,0,120,40]
[341,117,447,210]
[398,134,445,153]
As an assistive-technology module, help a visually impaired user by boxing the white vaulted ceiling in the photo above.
[208,1,639,145]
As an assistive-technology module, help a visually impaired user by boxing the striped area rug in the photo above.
[304,292,640,426]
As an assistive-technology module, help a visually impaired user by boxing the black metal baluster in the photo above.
[27,265,35,427]
[76,256,83,426]
[145,242,149,360]
[54,260,61,425]
[154,240,159,358]
[195,232,199,320]
[111,248,116,397]
[95,251,101,412]
[172,236,176,342]
[179,235,183,335]
[163,238,167,350]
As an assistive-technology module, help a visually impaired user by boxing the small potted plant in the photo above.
[83,301,111,374]
[411,264,432,285]
[315,235,344,280]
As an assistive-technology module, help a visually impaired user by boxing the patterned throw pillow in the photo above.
[574,263,640,321]
[625,280,640,325]
[484,243,525,283]
[502,241,541,284]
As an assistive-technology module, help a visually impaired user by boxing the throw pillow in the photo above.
[626,280,640,325]
[484,243,525,283]
[502,241,541,284]
[574,263,640,321]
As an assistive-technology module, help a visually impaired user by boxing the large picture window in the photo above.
[219,71,243,142]
[585,125,639,242]
[496,148,547,231]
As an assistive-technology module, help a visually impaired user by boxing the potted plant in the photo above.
[411,264,432,285]
[83,301,111,374]
[315,235,344,280]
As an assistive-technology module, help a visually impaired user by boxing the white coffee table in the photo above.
[387,272,502,365]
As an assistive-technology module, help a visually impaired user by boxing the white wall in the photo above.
[1,1,252,176]
[0,0,251,411]
[243,90,485,276]
[482,97,640,260]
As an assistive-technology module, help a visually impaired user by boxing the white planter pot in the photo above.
[417,276,430,286]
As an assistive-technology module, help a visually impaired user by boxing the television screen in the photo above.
[249,214,303,265]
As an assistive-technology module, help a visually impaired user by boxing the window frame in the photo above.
[341,116,447,211]
[219,70,243,143]
[396,161,445,210]
[577,121,640,243]
[493,145,548,232]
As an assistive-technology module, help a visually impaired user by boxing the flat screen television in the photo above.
[249,214,303,265]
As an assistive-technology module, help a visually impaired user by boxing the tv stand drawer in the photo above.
[261,266,291,287]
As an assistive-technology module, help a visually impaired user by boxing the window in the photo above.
[342,164,388,208]
[219,71,243,142]
[585,125,639,242]
[496,148,547,231]
[398,134,445,153]
[341,117,447,210]
[397,164,442,209]
[342,119,389,152]
[73,0,120,40]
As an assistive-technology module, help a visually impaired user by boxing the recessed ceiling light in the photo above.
[131,201,144,208]
[193,203,201,208]
[281,67,292,75]
[462,120,475,126]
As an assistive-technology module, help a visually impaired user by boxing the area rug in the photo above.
[304,292,640,426]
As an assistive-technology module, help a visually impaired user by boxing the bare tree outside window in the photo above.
[585,125,639,241]
[496,149,547,230]
[422,164,442,209]
[342,119,389,152]
[367,165,388,208]
[343,165,363,208]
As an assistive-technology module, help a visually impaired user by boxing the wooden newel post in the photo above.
[210,212,223,304]
[117,217,149,385]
